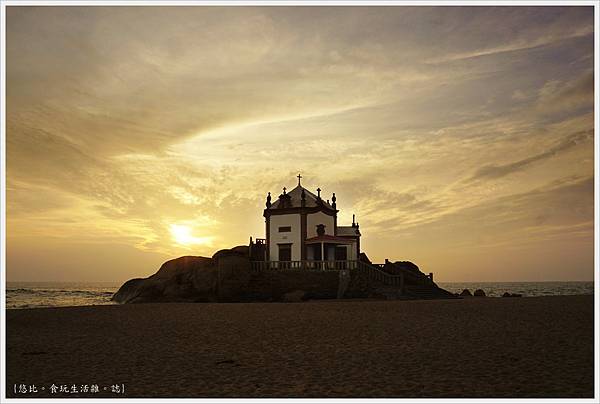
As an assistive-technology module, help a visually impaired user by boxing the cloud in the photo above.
[535,71,594,114]
[426,25,593,64]
[435,175,594,249]
[5,6,595,281]
[468,129,592,182]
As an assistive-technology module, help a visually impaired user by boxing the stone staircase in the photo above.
[357,260,456,300]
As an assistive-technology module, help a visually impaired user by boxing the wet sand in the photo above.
[5,295,595,398]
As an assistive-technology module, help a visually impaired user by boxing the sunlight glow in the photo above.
[169,224,212,247]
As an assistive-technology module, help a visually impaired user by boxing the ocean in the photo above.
[6,282,121,309]
[437,281,594,298]
[5,281,595,309]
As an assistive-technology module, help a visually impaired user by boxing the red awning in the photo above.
[305,235,355,244]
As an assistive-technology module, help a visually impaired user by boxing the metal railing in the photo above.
[250,260,358,271]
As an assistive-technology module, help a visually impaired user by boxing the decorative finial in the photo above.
[283,187,286,195]
[266,192,272,208]
[316,187,321,199]
[352,214,356,226]
[297,173,302,186]
[331,192,336,209]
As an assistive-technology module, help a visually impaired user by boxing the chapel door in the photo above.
[278,244,292,268]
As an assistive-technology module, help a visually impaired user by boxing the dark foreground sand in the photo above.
[6,295,595,398]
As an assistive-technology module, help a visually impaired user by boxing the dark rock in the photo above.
[502,292,522,298]
[112,246,453,304]
[212,245,249,261]
[459,289,472,296]
[358,252,372,264]
[111,245,258,304]
[502,292,511,297]
[112,255,219,304]
[393,261,420,272]
[474,289,486,297]
[111,278,146,303]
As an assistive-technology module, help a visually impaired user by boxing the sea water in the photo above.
[6,282,121,309]
[437,281,594,297]
[5,281,595,309]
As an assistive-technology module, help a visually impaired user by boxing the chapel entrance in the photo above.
[278,244,292,261]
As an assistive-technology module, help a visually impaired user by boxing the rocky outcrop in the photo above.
[112,246,249,304]
[358,252,372,264]
[474,289,486,297]
[112,246,449,304]
[460,289,472,296]
[112,246,369,304]
[502,292,523,298]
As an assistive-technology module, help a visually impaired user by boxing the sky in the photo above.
[5,6,595,283]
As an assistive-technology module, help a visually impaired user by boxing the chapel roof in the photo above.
[269,184,335,210]
[337,226,361,237]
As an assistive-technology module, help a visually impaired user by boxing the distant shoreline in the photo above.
[4,292,597,312]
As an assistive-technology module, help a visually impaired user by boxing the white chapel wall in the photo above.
[269,214,302,261]
[306,212,335,238]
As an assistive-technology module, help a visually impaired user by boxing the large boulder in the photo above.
[473,289,486,297]
[459,289,472,296]
[381,260,430,285]
[112,246,250,304]
[111,278,146,304]
[393,261,420,273]
[358,252,372,264]
[502,292,522,298]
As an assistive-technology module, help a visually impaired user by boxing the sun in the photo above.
[169,224,212,247]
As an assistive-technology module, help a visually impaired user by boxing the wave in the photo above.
[437,281,594,297]
[6,284,119,309]
[8,288,115,295]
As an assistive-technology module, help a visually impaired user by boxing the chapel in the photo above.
[255,175,361,265]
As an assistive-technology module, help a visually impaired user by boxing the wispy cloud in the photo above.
[468,129,592,182]
[6,6,595,282]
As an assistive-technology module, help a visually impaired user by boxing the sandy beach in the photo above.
[5,295,594,398]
